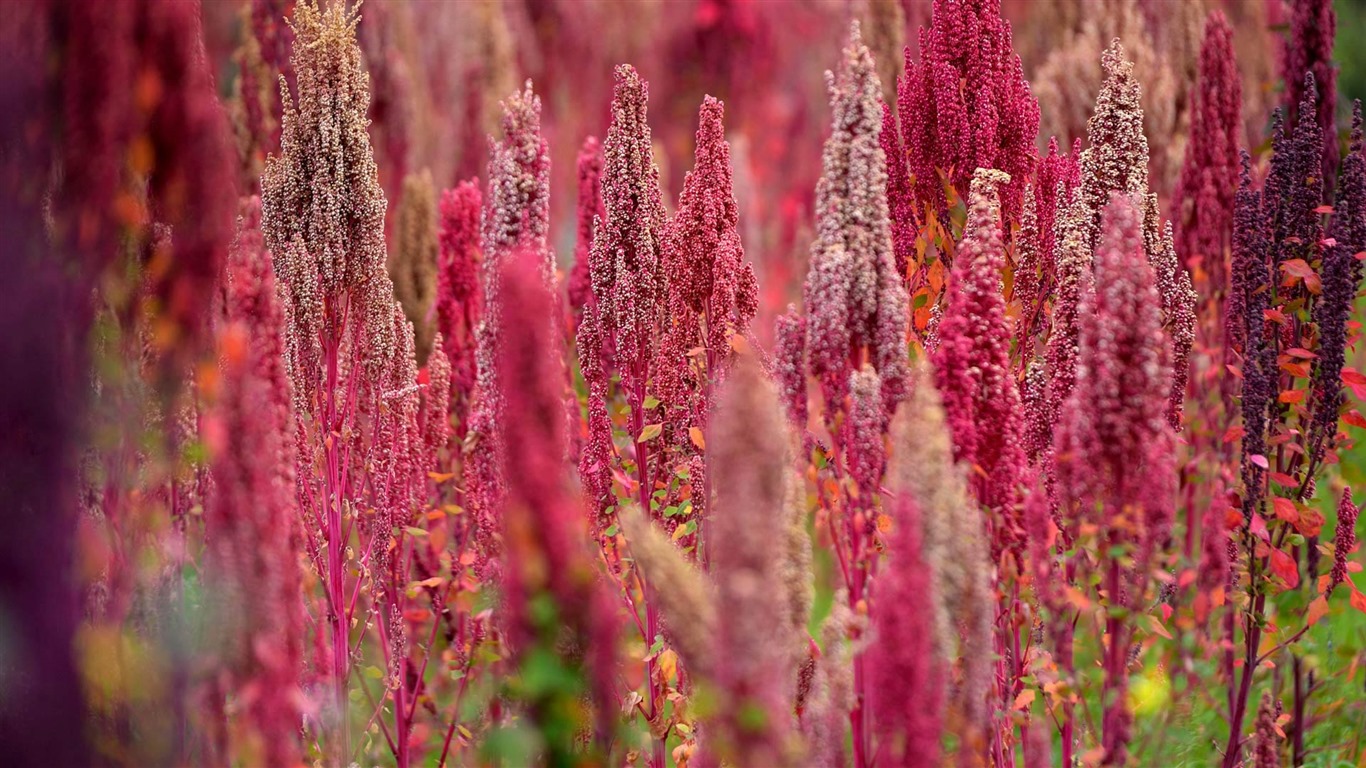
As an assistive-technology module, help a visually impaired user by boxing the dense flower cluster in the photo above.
[896,0,1040,221]
[933,169,1025,546]
[803,23,910,422]
[1173,11,1242,295]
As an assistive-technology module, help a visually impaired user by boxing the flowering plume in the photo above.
[656,95,758,418]
[1055,193,1175,763]
[897,0,1040,220]
[1283,0,1337,184]
[594,64,667,385]
[574,64,669,530]
[705,356,801,765]
[436,179,483,430]
[390,170,439,363]
[495,247,618,752]
[1043,199,1092,472]
[1310,106,1366,458]
[1253,692,1283,768]
[881,100,915,280]
[1014,138,1082,356]
[619,507,716,674]
[1329,488,1360,597]
[567,136,605,319]
[1173,11,1242,292]
[773,305,810,432]
[1056,192,1175,553]
[206,197,301,765]
[262,0,394,412]
[933,169,1025,540]
[1230,153,1275,521]
[887,368,992,747]
[1144,197,1198,429]
[467,83,554,566]
[868,490,944,766]
[1076,41,1150,251]
[804,22,910,420]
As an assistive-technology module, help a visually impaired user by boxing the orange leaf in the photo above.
[1270,549,1299,589]
[1014,689,1036,711]
[1279,389,1305,404]
[1351,588,1366,614]
[1306,595,1330,626]
[1295,507,1325,537]
[689,426,706,451]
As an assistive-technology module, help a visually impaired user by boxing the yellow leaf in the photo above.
[657,649,678,682]
[689,427,706,451]
[428,471,455,483]
[640,423,663,442]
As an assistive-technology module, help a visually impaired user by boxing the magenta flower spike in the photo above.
[897,0,1039,221]
[869,489,945,767]
[1173,11,1242,291]
[933,169,1026,552]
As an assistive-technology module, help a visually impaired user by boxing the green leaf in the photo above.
[643,395,661,410]
[639,423,663,442]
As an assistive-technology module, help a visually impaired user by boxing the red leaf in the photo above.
[1272,497,1299,523]
[1344,410,1366,429]
[1279,389,1305,404]
[1269,472,1298,487]
[1270,549,1299,589]
[1280,258,1322,294]
[1342,368,1366,386]
[1285,347,1318,360]
[1250,454,1270,469]
[1223,425,1247,444]
[1315,204,1335,214]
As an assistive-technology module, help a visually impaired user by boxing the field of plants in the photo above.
[3,0,1366,765]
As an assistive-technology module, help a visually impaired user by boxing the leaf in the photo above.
[657,649,678,682]
[1270,549,1299,589]
[428,471,455,483]
[639,423,663,442]
[1279,389,1305,404]
[1345,368,1366,386]
[1294,507,1325,537]
[1013,689,1036,711]
[1351,588,1366,614]
[1344,410,1366,429]
[1272,497,1300,524]
[1250,454,1270,470]
[1147,614,1173,640]
[1280,258,1322,293]
[1285,347,1318,359]
[1306,595,1330,626]
[689,426,706,451]
[1269,472,1298,487]
[1223,425,1246,443]
[643,395,661,410]
[405,526,428,538]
